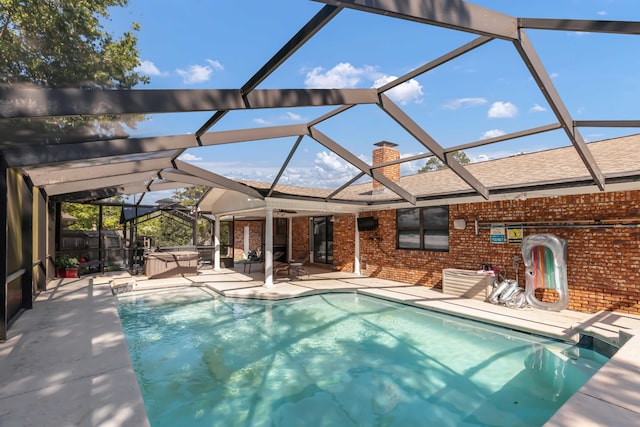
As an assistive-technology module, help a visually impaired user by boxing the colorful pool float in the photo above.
[521,234,569,311]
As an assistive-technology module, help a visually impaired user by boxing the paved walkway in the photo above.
[1,268,639,426]
[0,274,149,427]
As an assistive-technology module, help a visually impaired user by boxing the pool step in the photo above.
[110,278,138,295]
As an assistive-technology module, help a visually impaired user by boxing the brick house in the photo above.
[200,134,640,314]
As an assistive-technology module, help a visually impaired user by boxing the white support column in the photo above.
[214,216,221,271]
[287,218,293,261]
[354,214,361,275]
[243,225,250,257]
[264,208,274,287]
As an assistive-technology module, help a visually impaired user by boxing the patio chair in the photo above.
[275,252,310,278]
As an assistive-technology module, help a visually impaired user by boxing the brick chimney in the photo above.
[372,141,400,193]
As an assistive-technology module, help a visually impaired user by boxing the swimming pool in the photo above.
[117,288,608,427]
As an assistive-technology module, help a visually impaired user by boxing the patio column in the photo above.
[192,211,198,246]
[264,208,274,288]
[287,218,292,261]
[21,176,33,310]
[0,154,7,340]
[213,216,221,271]
[354,214,361,275]
[98,205,104,274]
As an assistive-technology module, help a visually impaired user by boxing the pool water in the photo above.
[117,288,608,427]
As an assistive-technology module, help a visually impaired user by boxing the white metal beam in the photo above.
[43,171,157,196]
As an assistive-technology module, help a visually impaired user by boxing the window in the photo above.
[397,206,449,251]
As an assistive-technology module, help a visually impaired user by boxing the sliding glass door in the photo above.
[311,216,333,264]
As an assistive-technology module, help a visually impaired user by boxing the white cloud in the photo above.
[597,10,607,16]
[488,101,518,118]
[206,59,224,71]
[443,97,488,110]
[179,153,203,161]
[469,147,551,164]
[481,129,506,139]
[529,103,546,113]
[194,160,278,183]
[176,59,224,84]
[469,151,519,163]
[303,63,423,104]
[399,152,427,175]
[177,65,212,84]
[373,75,424,105]
[550,72,559,79]
[253,118,271,125]
[304,62,375,88]
[314,151,357,173]
[194,151,364,189]
[135,60,166,76]
[282,112,304,121]
[308,151,360,187]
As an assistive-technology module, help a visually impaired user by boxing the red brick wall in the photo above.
[333,214,356,271]
[233,220,263,259]
[333,191,640,314]
[372,145,400,192]
[354,209,450,287]
[291,217,309,260]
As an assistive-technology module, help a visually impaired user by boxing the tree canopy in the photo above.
[137,186,211,247]
[1,0,149,143]
[62,202,122,230]
[0,0,147,88]
[174,186,209,208]
[418,151,470,173]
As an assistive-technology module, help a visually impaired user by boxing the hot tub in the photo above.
[144,251,199,279]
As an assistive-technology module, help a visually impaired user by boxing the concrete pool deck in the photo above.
[1,268,639,426]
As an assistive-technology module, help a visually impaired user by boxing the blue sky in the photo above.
[106,0,640,201]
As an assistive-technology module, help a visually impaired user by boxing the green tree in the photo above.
[152,216,193,248]
[174,186,209,208]
[173,185,212,245]
[62,202,122,230]
[136,186,211,248]
[0,0,147,88]
[0,0,148,142]
[418,151,471,173]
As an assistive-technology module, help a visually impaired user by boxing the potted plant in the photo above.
[55,255,80,278]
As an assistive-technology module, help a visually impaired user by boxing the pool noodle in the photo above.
[534,246,541,289]
[545,247,555,290]
[532,246,538,288]
[539,246,545,289]
[532,246,557,290]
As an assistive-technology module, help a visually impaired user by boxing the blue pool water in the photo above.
[117,288,608,427]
